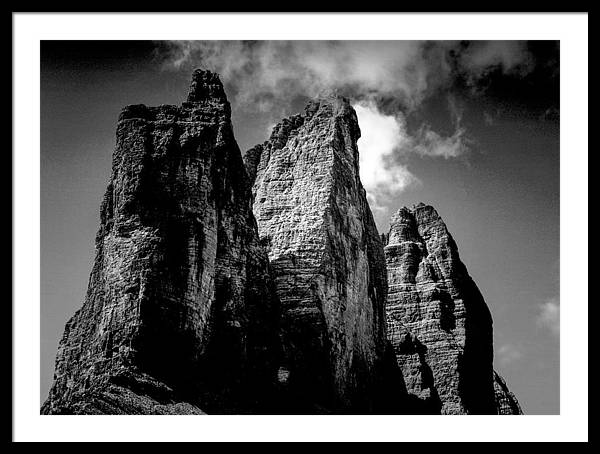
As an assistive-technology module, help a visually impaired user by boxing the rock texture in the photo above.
[384,204,507,414]
[42,70,280,415]
[494,371,524,414]
[43,69,523,416]
[245,95,389,412]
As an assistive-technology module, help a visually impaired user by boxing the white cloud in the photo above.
[354,101,419,206]
[159,41,536,109]
[156,40,533,212]
[497,344,524,366]
[537,297,560,337]
[157,41,527,165]
[160,41,443,111]
[413,124,470,159]
[354,99,472,208]
[416,127,469,159]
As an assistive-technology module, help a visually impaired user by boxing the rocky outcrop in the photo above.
[383,204,503,414]
[245,95,390,413]
[43,68,523,416]
[494,371,523,414]
[42,70,280,415]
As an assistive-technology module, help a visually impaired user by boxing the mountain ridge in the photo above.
[43,69,522,415]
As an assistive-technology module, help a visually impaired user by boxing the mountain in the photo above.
[383,203,522,414]
[42,70,280,414]
[245,94,392,412]
[43,70,522,415]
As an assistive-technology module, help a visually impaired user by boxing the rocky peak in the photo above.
[186,68,228,104]
[244,93,361,189]
[42,69,280,415]
[43,69,523,416]
[246,96,388,412]
[384,204,504,414]
[303,94,361,142]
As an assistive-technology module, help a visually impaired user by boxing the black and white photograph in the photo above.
[13,13,588,442]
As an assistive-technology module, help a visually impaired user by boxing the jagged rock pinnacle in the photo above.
[42,68,279,415]
[43,69,522,416]
[384,204,521,414]
[186,69,227,103]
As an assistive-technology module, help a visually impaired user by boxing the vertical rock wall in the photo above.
[383,204,499,414]
[42,70,280,414]
[43,69,523,416]
[246,95,389,412]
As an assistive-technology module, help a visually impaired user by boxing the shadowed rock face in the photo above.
[383,204,501,414]
[245,95,390,413]
[42,70,280,415]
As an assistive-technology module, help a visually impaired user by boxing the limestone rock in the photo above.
[384,203,499,414]
[42,70,280,415]
[43,68,523,416]
[245,95,389,412]
[494,371,523,414]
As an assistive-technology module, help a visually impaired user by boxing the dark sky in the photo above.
[40,40,560,414]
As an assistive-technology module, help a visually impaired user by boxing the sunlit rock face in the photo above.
[42,70,280,415]
[383,204,503,414]
[245,95,390,413]
[494,371,524,414]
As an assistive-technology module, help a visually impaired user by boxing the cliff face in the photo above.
[245,95,390,412]
[494,371,524,414]
[42,70,280,415]
[43,69,523,416]
[383,204,500,414]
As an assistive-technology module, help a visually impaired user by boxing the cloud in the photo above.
[354,101,420,208]
[458,41,535,81]
[483,111,496,126]
[158,41,536,108]
[156,40,534,208]
[411,96,472,159]
[497,344,524,366]
[157,41,536,136]
[354,99,473,207]
[158,41,446,112]
[537,297,560,337]
[412,125,470,158]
